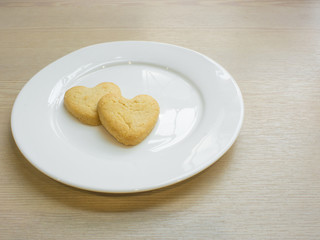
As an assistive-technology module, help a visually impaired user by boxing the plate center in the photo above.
[50,62,203,156]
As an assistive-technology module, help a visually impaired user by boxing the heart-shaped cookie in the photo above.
[98,93,160,146]
[64,82,121,125]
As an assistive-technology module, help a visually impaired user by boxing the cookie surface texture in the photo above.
[64,82,121,125]
[98,94,160,146]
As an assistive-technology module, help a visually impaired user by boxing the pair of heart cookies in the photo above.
[64,82,160,146]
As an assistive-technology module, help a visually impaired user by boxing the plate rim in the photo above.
[11,41,244,193]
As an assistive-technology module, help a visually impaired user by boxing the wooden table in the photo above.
[1,1,319,239]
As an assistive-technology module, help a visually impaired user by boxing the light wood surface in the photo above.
[1,1,320,239]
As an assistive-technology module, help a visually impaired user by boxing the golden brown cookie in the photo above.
[98,93,160,146]
[64,82,121,125]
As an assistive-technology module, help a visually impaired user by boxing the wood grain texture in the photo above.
[1,1,320,239]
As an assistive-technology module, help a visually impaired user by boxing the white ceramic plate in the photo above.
[11,41,244,193]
